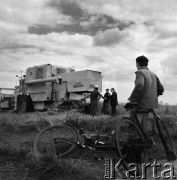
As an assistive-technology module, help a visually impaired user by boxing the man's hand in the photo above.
[124,102,137,109]
[124,102,131,109]
[100,94,104,99]
[156,76,164,96]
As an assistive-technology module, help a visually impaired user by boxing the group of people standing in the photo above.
[90,85,118,116]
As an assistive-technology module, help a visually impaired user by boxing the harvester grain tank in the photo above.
[14,64,102,112]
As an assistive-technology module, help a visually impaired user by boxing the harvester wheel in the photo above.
[17,95,33,113]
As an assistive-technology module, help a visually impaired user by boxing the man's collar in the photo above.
[139,66,149,70]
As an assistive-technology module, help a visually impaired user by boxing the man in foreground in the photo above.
[128,55,164,135]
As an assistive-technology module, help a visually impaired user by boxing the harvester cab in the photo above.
[14,64,102,113]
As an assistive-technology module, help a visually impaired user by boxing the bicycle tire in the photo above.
[156,117,176,161]
[116,116,147,171]
[34,124,79,158]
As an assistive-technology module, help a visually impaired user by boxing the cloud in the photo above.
[144,20,177,40]
[0,32,94,88]
[0,0,177,104]
[51,0,84,21]
[160,55,177,92]
[29,0,134,36]
[29,14,133,36]
[80,14,134,35]
[154,22,177,39]
[84,52,135,83]
[161,75,177,92]
[93,28,128,46]
[0,31,93,54]
[74,0,177,23]
[84,55,104,63]
[161,55,177,75]
[0,0,71,40]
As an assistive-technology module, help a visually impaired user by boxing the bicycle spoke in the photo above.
[34,125,79,158]
[116,118,146,171]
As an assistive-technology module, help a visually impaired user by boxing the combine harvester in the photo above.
[13,64,102,113]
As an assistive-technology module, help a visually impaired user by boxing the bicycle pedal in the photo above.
[93,154,104,161]
[97,141,105,145]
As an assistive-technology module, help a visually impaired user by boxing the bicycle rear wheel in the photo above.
[34,125,79,158]
[116,117,147,171]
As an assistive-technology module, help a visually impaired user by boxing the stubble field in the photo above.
[0,104,177,180]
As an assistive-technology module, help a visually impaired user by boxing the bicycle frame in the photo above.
[53,126,117,160]
[127,107,159,148]
[128,106,175,152]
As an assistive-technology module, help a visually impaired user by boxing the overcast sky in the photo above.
[0,0,177,105]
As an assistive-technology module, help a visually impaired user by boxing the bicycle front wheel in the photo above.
[116,117,147,171]
[34,125,79,158]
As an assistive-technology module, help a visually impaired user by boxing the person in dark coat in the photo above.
[103,89,111,115]
[90,85,101,116]
[110,88,118,116]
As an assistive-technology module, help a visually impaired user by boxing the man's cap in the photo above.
[94,85,98,88]
[106,88,109,91]
[136,55,149,63]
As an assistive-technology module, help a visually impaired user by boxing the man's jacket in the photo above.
[90,89,101,101]
[110,92,118,106]
[128,67,164,110]
[103,92,110,104]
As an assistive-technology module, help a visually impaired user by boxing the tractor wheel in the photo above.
[17,95,33,113]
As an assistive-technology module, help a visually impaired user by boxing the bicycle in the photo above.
[116,102,176,173]
[33,104,176,176]
[33,123,118,161]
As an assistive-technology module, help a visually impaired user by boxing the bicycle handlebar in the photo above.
[124,102,138,109]
[124,102,155,114]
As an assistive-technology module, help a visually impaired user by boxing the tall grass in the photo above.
[0,103,176,179]
[26,156,102,180]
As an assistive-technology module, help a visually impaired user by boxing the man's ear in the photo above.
[136,62,140,70]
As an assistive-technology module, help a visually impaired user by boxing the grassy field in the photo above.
[0,104,177,180]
